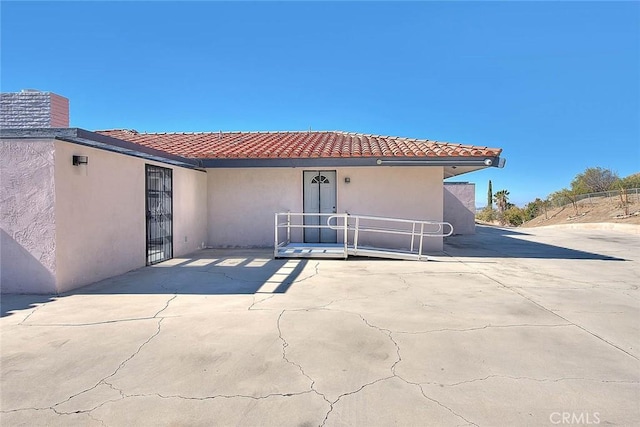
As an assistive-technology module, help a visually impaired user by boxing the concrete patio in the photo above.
[1,225,639,426]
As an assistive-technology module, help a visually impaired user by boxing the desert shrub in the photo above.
[503,206,525,226]
[476,207,496,222]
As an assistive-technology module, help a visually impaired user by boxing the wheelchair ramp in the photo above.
[276,243,347,259]
[274,213,453,261]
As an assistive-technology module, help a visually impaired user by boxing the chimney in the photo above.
[0,89,70,128]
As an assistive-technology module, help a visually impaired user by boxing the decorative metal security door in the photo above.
[146,165,173,265]
[303,170,337,243]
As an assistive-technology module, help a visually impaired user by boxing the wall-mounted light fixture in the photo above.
[72,155,88,166]
[344,177,351,183]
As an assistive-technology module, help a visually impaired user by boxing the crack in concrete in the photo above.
[18,293,179,328]
[276,310,332,407]
[362,316,479,426]
[153,294,177,317]
[45,316,168,414]
[18,302,46,325]
[19,316,178,327]
[320,376,395,426]
[320,309,481,427]
[102,380,126,399]
[414,382,479,427]
[446,255,640,361]
[393,323,573,334]
[318,308,407,424]
[353,313,401,373]
[86,411,107,426]
[290,261,321,285]
[427,374,640,388]
[0,405,112,426]
[3,295,176,416]
[127,389,319,401]
[215,260,320,286]
[276,309,355,427]
[0,407,55,414]
[275,306,406,426]
[248,294,275,310]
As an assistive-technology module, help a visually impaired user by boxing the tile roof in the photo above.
[95,130,502,160]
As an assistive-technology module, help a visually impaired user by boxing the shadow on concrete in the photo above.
[1,250,309,318]
[1,294,58,318]
[444,225,626,261]
[70,251,309,297]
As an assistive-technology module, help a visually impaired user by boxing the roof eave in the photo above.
[197,155,506,170]
[1,128,506,175]
[0,128,200,169]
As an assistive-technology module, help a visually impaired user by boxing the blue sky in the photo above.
[2,1,639,206]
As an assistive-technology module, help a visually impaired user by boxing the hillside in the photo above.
[522,192,640,227]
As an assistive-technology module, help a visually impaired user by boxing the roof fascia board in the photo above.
[73,129,199,168]
[199,157,379,168]
[198,156,505,169]
[0,128,200,169]
[378,157,505,168]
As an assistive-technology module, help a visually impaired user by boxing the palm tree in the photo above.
[493,190,510,213]
[493,190,510,225]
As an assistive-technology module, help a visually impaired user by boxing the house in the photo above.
[1,90,505,294]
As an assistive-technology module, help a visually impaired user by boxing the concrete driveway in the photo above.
[1,225,639,426]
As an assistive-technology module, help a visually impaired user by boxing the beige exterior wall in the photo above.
[1,139,57,293]
[444,182,476,235]
[339,166,444,251]
[54,141,145,291]
[207,166,444,252]
[172,165,208,257]
[207,168,301,248]
[54,141,208,292]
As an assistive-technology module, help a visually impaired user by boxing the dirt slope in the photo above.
[522,194,640,227]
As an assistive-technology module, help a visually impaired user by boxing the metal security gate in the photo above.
[146,165,173,265]
[303,170,337,243]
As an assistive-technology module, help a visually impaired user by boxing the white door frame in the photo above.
[303,170,337,243]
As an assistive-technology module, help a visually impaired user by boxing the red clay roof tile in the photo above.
[94,130,502,160]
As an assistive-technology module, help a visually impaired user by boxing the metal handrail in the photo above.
[274,212,349,258]
[327,214,453,259]
[275,212,453,260]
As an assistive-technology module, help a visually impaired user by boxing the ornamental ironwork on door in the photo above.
[145,165,173,265]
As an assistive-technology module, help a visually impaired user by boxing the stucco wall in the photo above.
[172,165,208,257]
[1,139,57,293]
[443,182,476,235]
[338,167,444,251]
[207,166,444,252]
[207,168,301,248]
[54,141,207,292]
